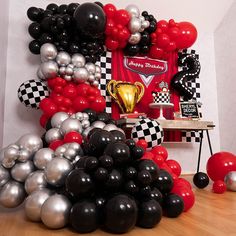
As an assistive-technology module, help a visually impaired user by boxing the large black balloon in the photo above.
[193,172,209,189]
[104,142,130,167]
[137,199,162,228]
[153,169,173,193]
[104,194,138,233]
[70,200,98,233]
[110,130,126,142]
[138,159,159,181]
[66,169,94,198]
[163,193,184,218]
[73,3,106,39]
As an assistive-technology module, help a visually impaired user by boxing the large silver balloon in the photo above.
[45,128,62,144]
[60,118,82,135]
[11,161,34,182]
[2,146,19,168]
[40,43,57,62]
[225,171,236,191]
[18,149,32,162]
[73,67,89,83]
[125,4,140,17]
[25,170,47,194]
[40,61,58,79]
[128,32,141,45]
[72,53,86,68]
[0,166,10,187]
[92,121,106,129]
[45,157,72,187]
[103,124,119,132]
[129,17,142,33]
[0,181,25,208]
[41,194,72,229]
[17,133,43,153]
[25,188,52,222]
[56,52,71,66]
[85,62,96,74]
[33,148,54,170]
[51,112,69,128]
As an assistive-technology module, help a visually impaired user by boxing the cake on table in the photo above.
[152,81,171,104]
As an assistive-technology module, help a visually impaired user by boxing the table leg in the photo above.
[206,130,213,156]
[197,130,204,173]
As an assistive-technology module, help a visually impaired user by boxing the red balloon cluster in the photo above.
[39,77,106,127]
[104,4,131,50]
[150,19,197,60]
[137,141,195,212]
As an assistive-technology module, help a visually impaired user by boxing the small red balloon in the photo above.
[156,33,170,49]
[49,140,64,151]
[76,84,91,97]
[114,9,130,26]
[64,131,83,145]
[152,154,164,167]
[173,178,192,190]
[151,146,168,161]
[105,19,115,35]
[165,41,177,52]
[73,96,89,112]
[103,4,117,19]
[90,96,106,112]
[39,114,48,128]
[141,151,154,160]
[62,97,72,108]
[157,20,169,33]
[168,27,180,40]
[166,159,182,177]
[62,85,77,99]
[54,77,67,87]
[40,98,57,117]
[105,37,119,51]
[160,162,173,174]
[149,46,164,59]
[212,180,226,194]
[136,139,148,151]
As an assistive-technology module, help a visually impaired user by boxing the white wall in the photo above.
[214,2,236,154]
[1,0,232,173]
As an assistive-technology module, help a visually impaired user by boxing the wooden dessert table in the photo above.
[118,119,215,172]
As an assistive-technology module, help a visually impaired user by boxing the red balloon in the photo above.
[73,96,89,112]
[166,159,182,177]
[53,95,64,106]
[175,22,197,49]
[151,146,168,161]
[90,96,106,112]
[118,40,128,49]
[76,84,91,97]
[157,20,169,33]
[67,107,75,116]
[173,178,192,190]
[117,27,130,41]
[39,114,48,128]
[168,27,180,40]
[165,41,177,52]
[54,85,63,94]
[149,46,164,59]
[40,98,57,117]
[152,154,164,167]
[136,139,148,151]
[114,9,130,26]
[62,85,77,99]
[141,151,154,160]
[105,19,115,35]
[62,97,72,108]
[88,86,101,96]
[103,4,117,19]
[105,37,119,51]
[156,33,170,49]
[49,140,64,151]
[212,180,226,194]
[207,152,236,181]
[64,131,83,145]
[160,162,173,174]
[172,186,195,212]
[168,19,177,28]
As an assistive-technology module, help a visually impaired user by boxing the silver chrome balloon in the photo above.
[103,124,119,132]
[25,170,47,195]
[68,143,81,152]
[41,194,72,229]
[0,166,10,187]
[129,17,142,33]
[71,53,86,68]
[64,148,77,161]
[11,161,34,182]
[0,181,26,208]
[125,4,140,17]
[94,72,101,80]
[65,66,74,76]
[45,157,72,187]
[40,61,58,79]
[92,80,99,87]
[88,74,95,83]
[225,171,236,191]
[60,118,82,135]
[2,147,19,168]
[17,133,43,153]
[54,145,67,157]
[85,62,96,74]
[82,126,94,138]
[141,20,150,29]
[64,75,72,81]
[59,66,66,76]
[81,119,90,129]
[91,121,106,129]
[56,51,71,66]
[51,112,69,128]
[75,112,84,121]
[40,43,57,62]
[95,65,101,73]
[83,113,89,120]
[37,67,45,80]
[128,32,141,45]
[25,188,52,222]
[73,67,89,83]
[33,148,54,170]
[18,149,32,162]
[45,128,62,144]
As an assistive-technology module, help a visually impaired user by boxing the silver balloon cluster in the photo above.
[224,171,236,191]
[38,43,102,87]
[125,5,150,45]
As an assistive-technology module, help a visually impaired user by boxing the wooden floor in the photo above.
[0,176,236,236]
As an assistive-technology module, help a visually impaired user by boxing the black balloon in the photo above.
[124,166,137,179]
[70,200,98,233]
[46,3,58,13]
[131,146,144,160]
[98,155,114,170]
[137,199,162,228]
[27,7,42,22]
[104,142,130,167]
[66,169,94,198]
[29,40,40,54]
[104,194,138,233]
[74,3,106,39]
[138,159,159,181]
[153,169,173,193]
[28,23,41,39]
[97,112,111,123]
[67,3,79,16]
[125,139,136,150]
[193,172,209,189]
[150,187,163,205]
[105,169,123,190]
[171,51,201,100]
[137,170,152,186]
[84,156,99,172]
[110,130,126,142]
[139,185,152,198]
[45,118,52,131]
[93,167,108,182]
[125,44,140,56]
[58,4,68,14]
[125,180,139,195]
[163,193,184,218]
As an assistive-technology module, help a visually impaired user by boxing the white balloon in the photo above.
[92,121,106,129]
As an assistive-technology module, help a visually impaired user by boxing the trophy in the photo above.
[107,80,145,118]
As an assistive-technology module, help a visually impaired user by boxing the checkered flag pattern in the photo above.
[152,92,170,104]
[96,51,112,114]
[18,79,49,109]
[131,118,164,149]
[179,49,201,142]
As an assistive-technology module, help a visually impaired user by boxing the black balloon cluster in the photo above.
[125,11,157,56]
[64,126,184,233]
[27,2,105,63]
